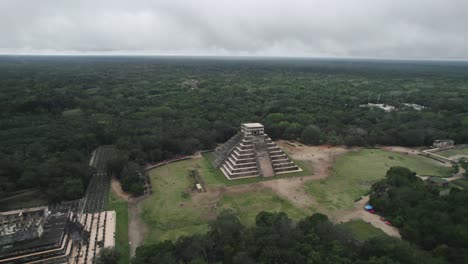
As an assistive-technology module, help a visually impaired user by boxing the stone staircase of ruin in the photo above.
[218,134,301,179]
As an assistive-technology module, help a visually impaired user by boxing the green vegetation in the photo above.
[141,159,210,242]
[133,211,442,264]
[107,190,130,264]
[2,56,468,202]
[141,156,310,243]
[370,166,468,263]
[340,220,387,241]
[305,149,452,210]
[135,166,468,264]
[437,147,468,158]
[452,178,468,189]
[107,155,146,195]
[220,191,309,226]
[95,247,120,264]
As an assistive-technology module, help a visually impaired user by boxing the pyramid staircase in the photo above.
[213,123,301,180]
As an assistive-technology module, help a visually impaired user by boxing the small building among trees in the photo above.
[432,139,455,149]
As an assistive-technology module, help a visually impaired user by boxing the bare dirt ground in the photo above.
[446,167,466,182]
[378,146,422,155]
[128,195,149,256]
[333,196,401,238]
[277,140,353,179]
[193,142,353,215]
[137,143,427,243]
[111,177,130,200]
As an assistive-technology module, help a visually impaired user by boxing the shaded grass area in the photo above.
[305,149,452,211]
[437,147,468,158]
[220,190,309,226]
[201,152,313,187]
[451,178,468,189]
[340,220,387,241]
[107,190,130,264]
[142,156,310,243]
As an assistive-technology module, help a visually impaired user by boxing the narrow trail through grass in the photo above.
[107,190,130,264]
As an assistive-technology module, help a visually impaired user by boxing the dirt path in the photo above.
[111,177,150,256]
[140,143,425,244]
[128,195,150,256]
[446,167,466,182]
[378,146,422,155]
[333,196,401,238]
[111,177,130,200]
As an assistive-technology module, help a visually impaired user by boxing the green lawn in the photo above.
[437,147,468,158]
[305,149,452,211]
[141,158,211,243]
[451,178,468,189]
[201,152,313,187]
[220,190,309,226]
[141,156,310,243]
[107,190,130,264]
[340,220,387,241]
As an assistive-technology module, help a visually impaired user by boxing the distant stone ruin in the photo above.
[213,123,301,179]
[433,139,455,149]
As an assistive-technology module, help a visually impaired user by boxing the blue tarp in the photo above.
[364,205,373,210]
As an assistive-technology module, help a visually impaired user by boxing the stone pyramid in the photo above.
[213,123,301,180]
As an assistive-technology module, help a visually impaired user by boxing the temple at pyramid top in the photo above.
[213,123,302,180]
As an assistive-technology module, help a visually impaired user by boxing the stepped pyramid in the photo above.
[213,123,301,180]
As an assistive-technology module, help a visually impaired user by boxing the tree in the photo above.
[301,125,321,145]
[95,247,120,264]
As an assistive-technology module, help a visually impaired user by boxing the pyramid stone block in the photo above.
[213,123,301,180]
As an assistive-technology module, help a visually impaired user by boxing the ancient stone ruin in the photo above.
[213,123,301,179]
[0,146,118,264]
[432,139,455,149]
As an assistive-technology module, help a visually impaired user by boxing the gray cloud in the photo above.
[0,0,467,59]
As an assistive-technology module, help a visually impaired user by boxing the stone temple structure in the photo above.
[213,123,301,179]
[0,203,116,264]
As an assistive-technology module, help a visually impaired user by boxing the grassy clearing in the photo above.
[107,190,130,264]
[437,147,468,158]
[141,158,210,243]
[305,149,452,211]
[451,178,468,189]
[340,220,387,241]
[142,156,310,243]
[201,152,313,187]
[220,190,309,226]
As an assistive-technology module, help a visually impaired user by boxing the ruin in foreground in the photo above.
[213,123,301,179]
[0,146,117,264]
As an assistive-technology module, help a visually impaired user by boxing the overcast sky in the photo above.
[1,0,467,59]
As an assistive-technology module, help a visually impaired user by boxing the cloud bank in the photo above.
[1,0,467,59]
